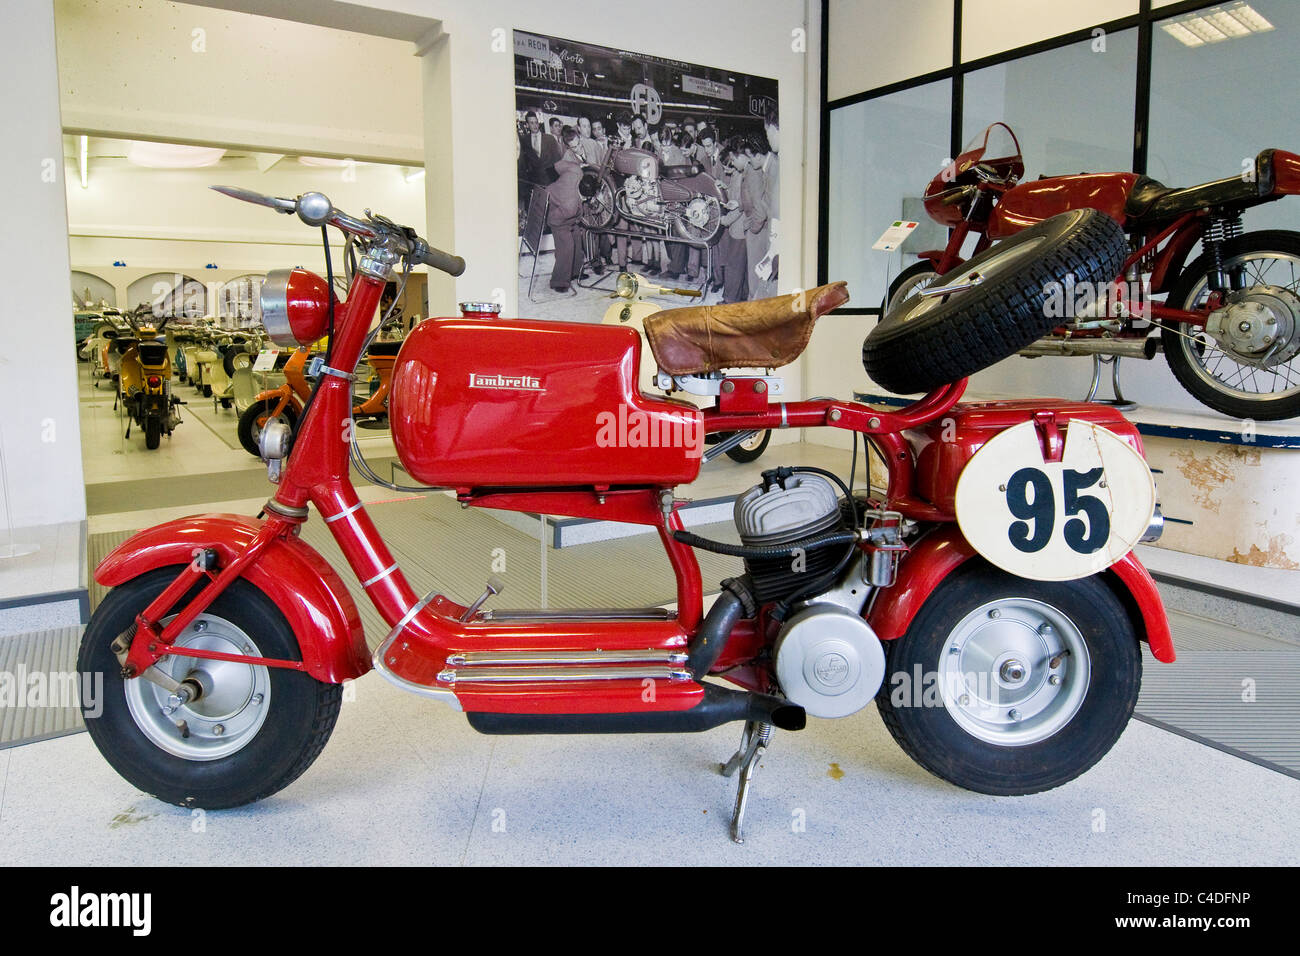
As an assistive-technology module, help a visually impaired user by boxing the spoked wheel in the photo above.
[863,209,1128,394]
[237,399,298,457]
[78,567,342,809]
[882,260,941,314]
[876,563,1140,795]
[723,429,771,463]
[579,173,617,230]
[673,196,723,244]
[1161,231,1300,420]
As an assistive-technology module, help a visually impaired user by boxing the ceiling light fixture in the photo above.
[126,141,226,168]
[1161,2,1274,47]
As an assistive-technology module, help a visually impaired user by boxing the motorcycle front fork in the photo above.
[720,719,773,844]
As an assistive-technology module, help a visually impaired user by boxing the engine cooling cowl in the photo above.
[734,469,846,603]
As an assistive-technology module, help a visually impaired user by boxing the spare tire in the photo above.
[861,209,1127,394]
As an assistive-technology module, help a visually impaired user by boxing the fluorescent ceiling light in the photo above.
[298,156,358,167]
[1161,2,1274,47]
[127,141,226,168]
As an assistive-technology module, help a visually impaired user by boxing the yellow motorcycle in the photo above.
[117,307,183,449]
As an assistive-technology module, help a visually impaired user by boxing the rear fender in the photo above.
[95,513,371,682]
[867,525,1174,662]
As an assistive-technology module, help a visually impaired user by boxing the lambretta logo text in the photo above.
[468,373,542,391]
[50,886,151,936]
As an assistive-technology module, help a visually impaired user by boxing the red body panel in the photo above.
[909,400,1144,515]
[95,514,371,682]
[390,318,703,488]
[867,525,1174,662]
[1272,149,1300,196]
[989,173,1140,239]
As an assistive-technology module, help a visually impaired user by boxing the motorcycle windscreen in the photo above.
[390,318,704,489]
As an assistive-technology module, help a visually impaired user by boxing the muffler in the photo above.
[1019,335,1160,360]
[465,683,806,734]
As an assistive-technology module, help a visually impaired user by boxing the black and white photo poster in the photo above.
[514,30,779,315]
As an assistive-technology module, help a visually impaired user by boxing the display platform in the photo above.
[857,388,1300,578]
[0,520,87,636]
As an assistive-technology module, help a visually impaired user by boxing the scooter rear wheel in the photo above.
[77,567,343,810]
[875,562,1140,795]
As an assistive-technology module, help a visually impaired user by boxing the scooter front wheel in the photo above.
[875,562,1140,795]
[77,567,343,809]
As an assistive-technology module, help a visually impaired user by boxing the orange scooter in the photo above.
[235,346,314,456]
[351,340,400,424]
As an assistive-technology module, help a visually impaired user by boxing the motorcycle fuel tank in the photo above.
[988,173,1139,239]
[389,318,704,489]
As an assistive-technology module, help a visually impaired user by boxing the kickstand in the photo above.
[1082,354,1136,409]
[719,719,772,844]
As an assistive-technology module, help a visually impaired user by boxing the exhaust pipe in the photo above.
[1019,335,1160,360]
[465,683,806,735]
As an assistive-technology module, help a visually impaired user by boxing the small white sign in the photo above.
[873,220,919,252]
[954,420,1156,582]
[251,349,279,372]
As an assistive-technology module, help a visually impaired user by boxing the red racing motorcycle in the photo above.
[885,123,1300,420]
[78,187,1172,842]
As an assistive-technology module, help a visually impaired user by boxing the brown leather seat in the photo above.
[643,282,850,376]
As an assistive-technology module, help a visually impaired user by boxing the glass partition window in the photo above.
[827,79,952,308]
[962,29,1138,179]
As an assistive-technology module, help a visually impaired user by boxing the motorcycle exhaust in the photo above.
[465,683,805,735]
[1018,335,1160,360]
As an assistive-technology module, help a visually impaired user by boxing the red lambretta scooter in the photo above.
[79,187,1174,843]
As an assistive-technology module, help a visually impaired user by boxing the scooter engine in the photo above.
[733,468,885,719]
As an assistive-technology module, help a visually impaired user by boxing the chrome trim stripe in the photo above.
[446,649,688,667]
[439,665,691,684]
[324,500,364,524]
[361,562,399,587]
[383,589,439,646]
[372,648,462,711]
[779,403,788,429]
[482,607,675,621]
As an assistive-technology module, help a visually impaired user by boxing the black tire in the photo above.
[876,561,1141,795]
[220,397,233,409]
[1161,230,1300,421]
[579,173,617,230]
[882,260,941,313]
[723,429,771,463]
[237,399,298,458]
[862,209,1128,394]
[77,567,342,810]
[672,196,723,245]
[201,384,212,397]
[144,416,161,450]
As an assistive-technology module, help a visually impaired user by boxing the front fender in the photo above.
[95,513,371,682]
[867,524,1175,662]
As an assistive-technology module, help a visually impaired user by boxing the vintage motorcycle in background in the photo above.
[885,123,1300,420]
[578,145,724,247]
[78,187,1172,843]
[114,306,183,449]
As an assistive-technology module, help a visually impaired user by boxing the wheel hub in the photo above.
[1205,285,1300,366]
[939,598,1091,747]
[123,614,271,761]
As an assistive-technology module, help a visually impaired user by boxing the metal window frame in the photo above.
[818,0,1235,313]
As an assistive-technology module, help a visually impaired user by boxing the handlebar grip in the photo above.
[417,243,466,277]
[667,287,704,298]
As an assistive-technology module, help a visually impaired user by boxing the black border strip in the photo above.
[0,588,90,624]
[1149,569,1300,617]
[1133,712,1300,781]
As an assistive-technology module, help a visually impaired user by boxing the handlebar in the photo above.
[211,185,465,277]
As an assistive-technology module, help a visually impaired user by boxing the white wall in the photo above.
[54,0,425,164]
[961,0,1138,62]
[0,1,86,528]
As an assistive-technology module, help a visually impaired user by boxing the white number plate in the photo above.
[954,420,1156,582]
